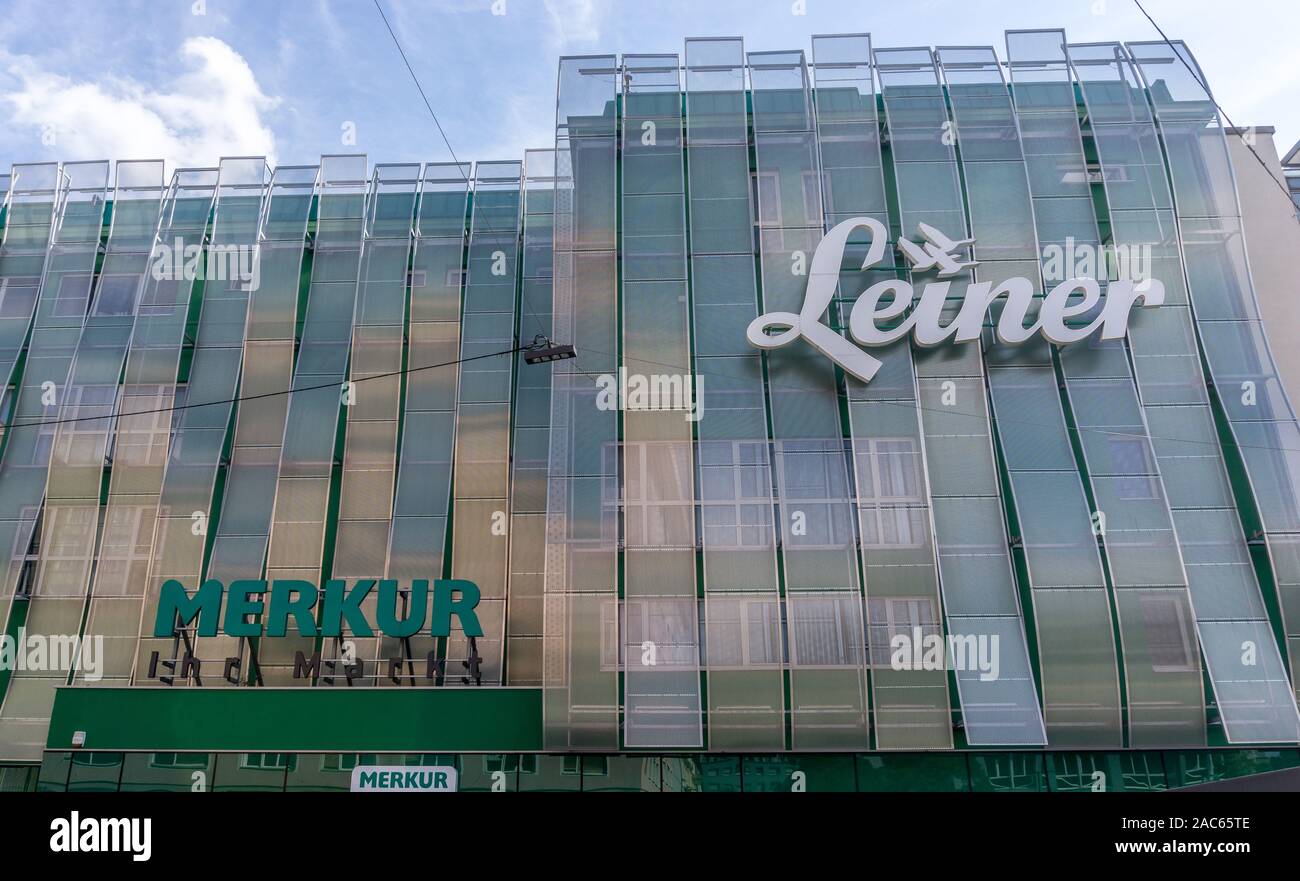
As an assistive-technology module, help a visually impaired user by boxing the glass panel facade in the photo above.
[687,37,785,751]
[0,161,122,760]
[506,150,556,686]
[187,165,316,681]
[620,53,702,748]
[877,46,1046,747]
[1129,40,1300,714]
[544,55,620,749]
[1007,31,1205,748]
[1070,40,1300,744]
[2,31,1300,765]
[325,163,418,685]
[448,161,522,688]
[752,47,868,750]
[87,160,258,695]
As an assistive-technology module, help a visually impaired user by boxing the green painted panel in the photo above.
[46,686,543,753]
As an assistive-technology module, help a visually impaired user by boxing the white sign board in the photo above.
[747,217,1163,384]
[350,765,459,793]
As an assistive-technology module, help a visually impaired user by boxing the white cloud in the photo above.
[2,36,279,172]
[542,0,603,53]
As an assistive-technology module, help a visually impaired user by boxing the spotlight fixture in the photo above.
[524,334,577,365]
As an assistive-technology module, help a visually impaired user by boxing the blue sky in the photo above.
[0,0,1296,173]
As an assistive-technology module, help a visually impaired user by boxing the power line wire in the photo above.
[574,343,1300,458]
[4,345,529,432]
[1132,0,1300,214]
[370,0,554,349]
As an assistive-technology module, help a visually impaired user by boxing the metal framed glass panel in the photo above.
[383,162,469,682]
[0,161,150,760]
[688,36,786,751]
[1007,30,1205,747]
[258,155,368,685]
[1070,40,1300,742]
[877,46,1051,747]
[184,165,316,682]
[320,164,417,687]
[0,162,65,624]
[445,160,522,688]
[506,150,557,686]
[619,53,702,748]
[1130,40,1300,715]
[544,55,621,749]
[83,159,261,691]
[819,35,953,749]
[752,48,868,750]
[928,45,1120,747]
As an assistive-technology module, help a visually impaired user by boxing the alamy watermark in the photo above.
[0,630,103,681]
[595,368,703,422]
[1042,237,1153,283]
[890,628,1000,682]
[151,239,260,291]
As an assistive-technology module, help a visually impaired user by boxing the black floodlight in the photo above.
[524,334,577,365]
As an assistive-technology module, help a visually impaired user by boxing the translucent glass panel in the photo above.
[446,161,521,688]
[261,155,367,685]
[936,44,1121,748]
[11,166,206,759]
[191,167,316,680]
[1072,41,1300,742]
[0,163,116,761]
[87,160,262,690]
[545,56,620,749]
[507,150,556,686]
[0,165,59,398]
[686,37,784,751]
[325,164,417,687]
[879,46,1046,747]
[0,163,65,609]
[1130,39,1300,710]
[619,54,701,748]
[1007,30,1205,747]
[817,35,950,749]
[812,35,887,225]
[753,47,867,750]
[377,164,468,684]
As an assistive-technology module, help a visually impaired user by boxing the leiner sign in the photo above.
[747,217,1164,383]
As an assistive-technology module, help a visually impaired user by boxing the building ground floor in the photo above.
[3,685,1298,792]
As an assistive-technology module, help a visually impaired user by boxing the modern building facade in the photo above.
[5,27,1300,792]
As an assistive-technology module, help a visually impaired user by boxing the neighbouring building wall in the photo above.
[1228,128,1300,414]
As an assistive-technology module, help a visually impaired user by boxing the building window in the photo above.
[94,505,157,592]
[789,595,861,667]
[150,753,208,770]
[52,384,117,467]
[701,441,772,550]
[1107,436,1160,500]
[0,278,38,318]
[755,170,781,227]
[1140,594,1196,673]
[92,273,141,317]
[856,437,926,548]
[240,753,295,772]
[111,386,176,467]
[52,272,94,318]
[868,596,940,667]
[623,440,693,549]
[705,596,782,668]
[320,754,361,773]
[775,441,854,550]
[624,598,697,668]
